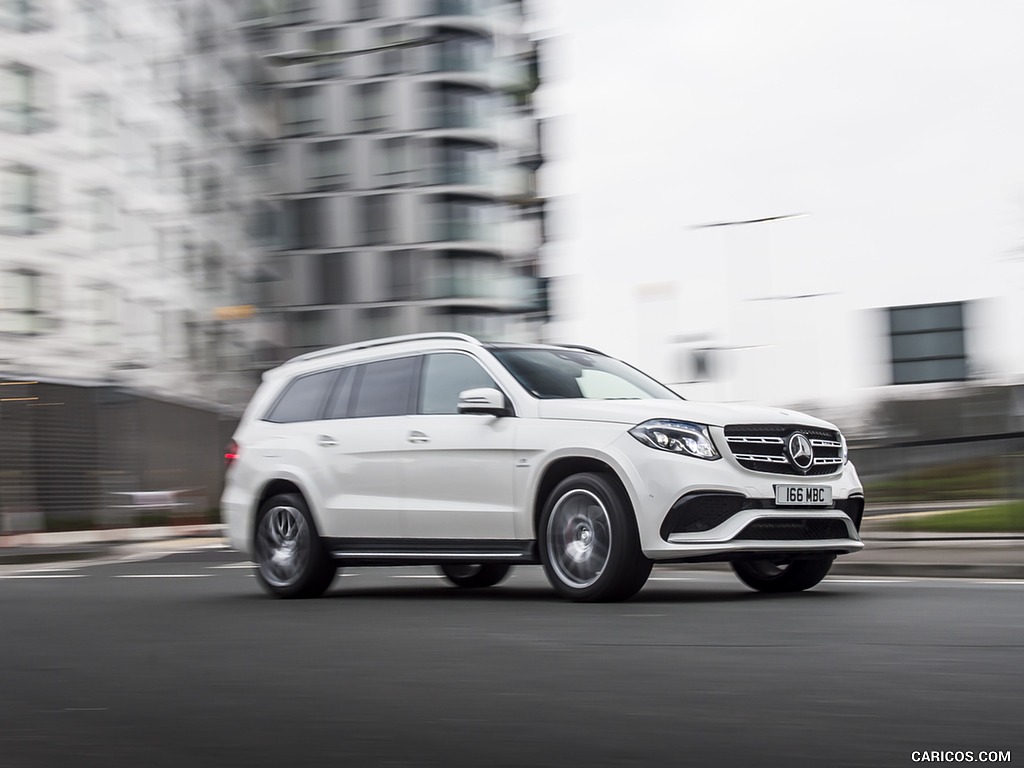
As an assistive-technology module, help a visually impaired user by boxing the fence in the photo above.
[0,379,237,533]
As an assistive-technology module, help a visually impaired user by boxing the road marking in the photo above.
[209,562,256,569]
[826,578,909,584]
[649,576,697,582]
[0,574,86,580]
[390,575,442,579]
[115,574,211,579]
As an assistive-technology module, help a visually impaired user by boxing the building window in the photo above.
[282,86,322,137]
[433,84,492,130]
[79,0,110,49]
[376,137,411,186]
[386,250,417,301]
[307,140,348,191]
[431,196,498,242]
[0,63,54,133]
[360,195,391,245]
[0,164,56,235]
[84,188,117,249]
[353,0,378,21]
[436,0,488,17]
[888,302,968,385]
[286,197,325,249]
[81,92,116,154]
[375,25,406,76]
[354,82,386,132]
[290,309,330,351]
[319,252,354,304]
[430,33,491,74]
[280,0,317,25]
[436,140,494,186]
[308,28,344,79]
[1,0,51,32]
[0,269,57,334]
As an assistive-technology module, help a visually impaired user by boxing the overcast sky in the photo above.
[533,1,1024,406]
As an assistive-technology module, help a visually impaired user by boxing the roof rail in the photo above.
[284,332,482,365]
[556,343,608,356]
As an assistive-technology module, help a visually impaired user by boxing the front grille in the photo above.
[734,518,850,540]
[725,424,843,476]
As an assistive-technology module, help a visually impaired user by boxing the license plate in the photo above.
[775,485,832,506]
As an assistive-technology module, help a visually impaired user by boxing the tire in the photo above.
[538,472,652,602]
[731,554,835,593]
[253,492,337,598]
[438,563,512,589]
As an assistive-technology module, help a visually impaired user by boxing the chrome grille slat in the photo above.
[724,423,843,477]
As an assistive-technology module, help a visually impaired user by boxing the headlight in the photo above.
[628,419,720,460]
[840,432,849,465]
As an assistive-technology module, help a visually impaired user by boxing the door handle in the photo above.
[317,435,338,447]
[407,431,430,444]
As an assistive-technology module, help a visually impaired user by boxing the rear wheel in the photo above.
[438,563,512,589]
[253,493,337,598]
[731,555,834,593]
[539,472,652,602]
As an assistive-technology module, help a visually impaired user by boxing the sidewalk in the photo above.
[2,519,1022,578]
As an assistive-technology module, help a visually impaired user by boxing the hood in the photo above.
[535,398,838,431]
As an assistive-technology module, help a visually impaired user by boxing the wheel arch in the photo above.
[252,474,320,547]
[531,454,636,538]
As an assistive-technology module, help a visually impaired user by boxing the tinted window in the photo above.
[419,353,497,414]
[265,370,336,423]
[323,366,356,419]
[350,356,417,418]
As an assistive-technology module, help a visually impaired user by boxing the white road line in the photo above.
[390,574,442,579]
[649,576,697,582]
[209,562,256,569]
[115,574,211,579]
[826,578,909,584]
[0,574,86,580]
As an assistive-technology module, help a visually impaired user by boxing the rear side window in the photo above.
[350,356,418,418]
[264,370,336,423]
[419,353,497,414]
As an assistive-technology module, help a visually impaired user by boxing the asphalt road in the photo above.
[1,547,1022,768]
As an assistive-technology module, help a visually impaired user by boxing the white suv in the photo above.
[222,333,864,602]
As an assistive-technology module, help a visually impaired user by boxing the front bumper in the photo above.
[608,431,865,563]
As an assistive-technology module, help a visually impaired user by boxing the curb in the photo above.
[0,544,117,566]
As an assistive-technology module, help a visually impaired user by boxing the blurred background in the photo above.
[1,0,1022,535]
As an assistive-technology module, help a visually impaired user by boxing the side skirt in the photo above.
[325,538,540,566]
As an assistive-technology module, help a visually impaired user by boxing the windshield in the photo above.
[490,348,682,401]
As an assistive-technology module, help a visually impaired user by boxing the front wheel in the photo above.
[253,493,337,598]
[438,563,512,589]
[539,472,652,602]
[731,555,835,593]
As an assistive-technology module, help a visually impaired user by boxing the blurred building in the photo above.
[245,0,547,360]
[0,0,274,530]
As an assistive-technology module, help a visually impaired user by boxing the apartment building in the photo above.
[246,0,547,359]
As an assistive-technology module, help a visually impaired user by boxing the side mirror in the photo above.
[457,387,510,417]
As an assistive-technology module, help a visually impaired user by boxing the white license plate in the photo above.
[775,485,832,506]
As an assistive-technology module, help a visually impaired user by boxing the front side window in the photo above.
[350,356,417,418]
[419,353,497,414]
[490,348,682,401]
[265,369,336,423]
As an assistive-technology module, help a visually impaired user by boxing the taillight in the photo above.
[225,440,239,469]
